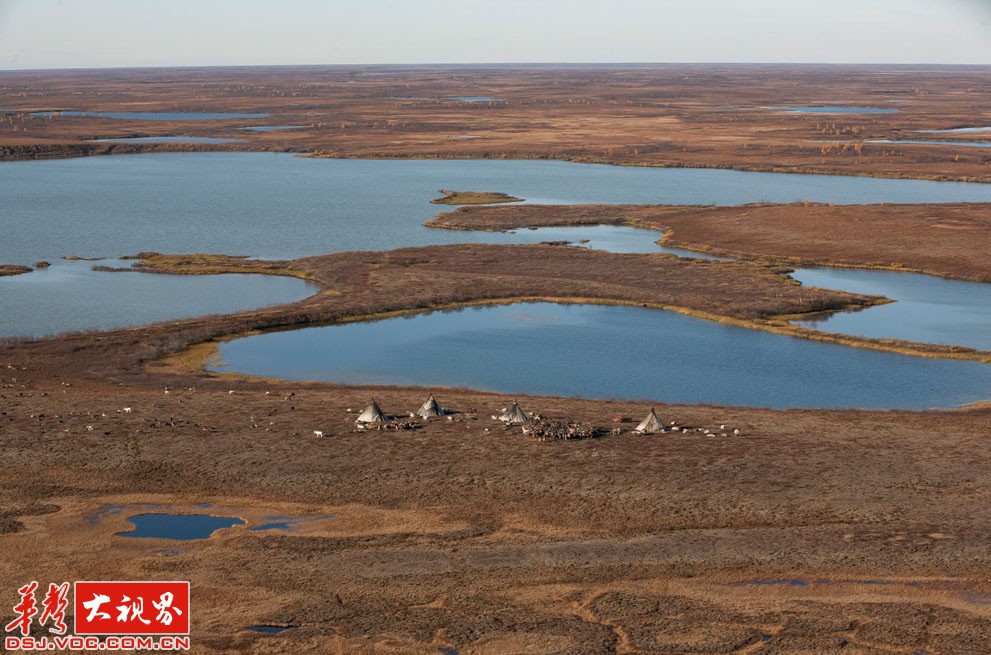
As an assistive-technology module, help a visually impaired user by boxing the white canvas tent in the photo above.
[634,408,665,434]
[416,394,445,419]
[356,399,388,424]
[498,400,532,425]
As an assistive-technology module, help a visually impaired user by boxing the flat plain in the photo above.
[2,65,991,654]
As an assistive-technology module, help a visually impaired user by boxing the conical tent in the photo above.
[498,400,531,425]
[634,408,665,434]
[356,399,388,424]
[416,394,445,418]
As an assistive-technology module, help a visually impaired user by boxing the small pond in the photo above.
[118,513,245,540]
[446,96,503,102]
[210,302,991,410]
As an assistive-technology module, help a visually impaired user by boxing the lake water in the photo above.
[94,136,246,144]
[31,111,269,120]
[6,153,991,265]
[764,106,899,114]
[0,260,317,338]
[446,96,502,102]
[118,513,245,540]
[210,302,991,410]
[792,268,991,351]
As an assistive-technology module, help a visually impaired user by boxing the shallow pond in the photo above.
[31,111,269,120]
[118,513,245,540]
[94,136,246,144]
[792,268,991,351]
[210,302,991,410]
[0,260,317,338]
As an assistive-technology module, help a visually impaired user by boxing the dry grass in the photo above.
[2,65,991,182]
[0,264,32,276]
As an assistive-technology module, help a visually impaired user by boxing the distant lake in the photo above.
[446,96,503,102]
[6,153,991,265]
[211,302,991,410]
[94,136,246,143]
[792,268,991,351]
[31,111,269,120]
[765,106,899,114]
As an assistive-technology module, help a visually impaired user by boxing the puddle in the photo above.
[246,625,293,634]
[117,513,244,540]
[743,580,808,587]
[446,96,503,102]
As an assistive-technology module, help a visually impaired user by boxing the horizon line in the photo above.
[3,61,991,74]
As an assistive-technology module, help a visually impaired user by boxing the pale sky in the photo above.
[0,0,989,70]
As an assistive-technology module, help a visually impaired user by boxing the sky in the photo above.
[0,0,989,70]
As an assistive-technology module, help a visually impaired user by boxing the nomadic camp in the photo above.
[634,408,666,434]
[498,400,532,425]
[356,399,388,425]
[416,394,445,419]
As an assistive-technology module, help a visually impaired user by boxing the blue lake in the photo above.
[118,513,245,540]
[31,111,269,120]
[211,302,991,410]
[446,96,502,102]
[764,106,899,114]
[792,268,991,351]
[0,260,317,338]
[94,136,246,144]
[6,153,991,265]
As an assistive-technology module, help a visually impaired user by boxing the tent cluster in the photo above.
[354,395,449,428]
